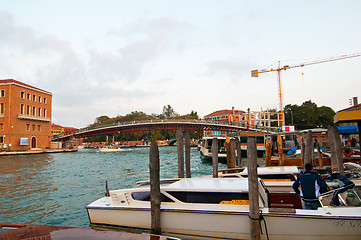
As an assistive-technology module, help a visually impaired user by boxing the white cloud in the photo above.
[1,1,361,128]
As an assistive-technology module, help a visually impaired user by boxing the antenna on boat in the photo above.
[105,181,110,197]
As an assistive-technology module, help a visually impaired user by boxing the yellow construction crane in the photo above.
[251,53,361,126]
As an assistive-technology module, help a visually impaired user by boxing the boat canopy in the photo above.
[163,178,251,192]
[241,166,300,175]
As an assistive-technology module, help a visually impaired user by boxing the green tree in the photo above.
[316,106,335,128]
[284,100,335,130]
[86,105,202,142]
[161,105,179,118]
[96,115,111,124]
[189,110,199,119]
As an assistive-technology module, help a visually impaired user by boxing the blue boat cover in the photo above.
[287,147,296,155]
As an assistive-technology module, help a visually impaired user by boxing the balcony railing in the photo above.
[17,114,51,122]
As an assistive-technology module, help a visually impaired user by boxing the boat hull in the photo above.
[87,205,361,240]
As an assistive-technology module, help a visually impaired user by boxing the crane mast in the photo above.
[251,52,361,126]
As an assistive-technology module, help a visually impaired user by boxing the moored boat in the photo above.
[87,178,361,239]
[99,146,123,152]
[199,136,228,161]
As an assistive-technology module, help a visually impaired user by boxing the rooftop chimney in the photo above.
[353,97,358,106]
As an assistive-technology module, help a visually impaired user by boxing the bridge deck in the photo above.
[55,119,277,141]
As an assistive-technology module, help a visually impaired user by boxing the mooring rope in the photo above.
[248,210,269,240]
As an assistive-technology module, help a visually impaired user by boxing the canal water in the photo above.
[0,146,235,228]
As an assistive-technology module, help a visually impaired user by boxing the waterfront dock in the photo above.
[0,148,77,156]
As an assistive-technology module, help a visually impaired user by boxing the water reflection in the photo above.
[0,154,60,224]
[0,147,215,227]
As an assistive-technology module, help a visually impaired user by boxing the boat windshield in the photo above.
[166,191,249,204]
[319,187,361,207]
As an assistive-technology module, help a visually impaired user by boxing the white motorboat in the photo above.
[199,137,228,161]
[199,135,265,161]
[87,178,361,239]
[214,166,301,192]
[214,164,361,192]
[99,147,123,152]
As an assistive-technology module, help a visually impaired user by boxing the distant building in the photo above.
[204,107,245,137]
[51,124,78,137]
[0,79,52,151]
[203,106,285,137]
[51,123,64,136]
[63,126,78,135]
[204,108,245,123]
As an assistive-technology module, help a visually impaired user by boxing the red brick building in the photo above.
[51,123,63,136]
[204,107,245,137]
[63,126,78,135]
[0,79,52,151]
[204,108,245,123]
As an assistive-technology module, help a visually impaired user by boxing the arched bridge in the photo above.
[55,119,272,141]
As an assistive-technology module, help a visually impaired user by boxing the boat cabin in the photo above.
[111,178,268,208]
[218,166,300,181]
[109,178,361,211]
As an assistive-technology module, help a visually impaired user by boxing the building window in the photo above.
[0,123,3,130]
[38,107,41,116]
[0,103,4,114]
[27,93,31,100]
[44,97,47,104]
[32,94,36,101]
[26,124,30,131]
[21,91,25,99]
[38,125,41,131]
[20,104,25,114]
[38,96,42,103]
[32,106,36,116]
[32,124,35,131]
[26,105,30,115]
[43,109,47,117]
[0,90,5,97]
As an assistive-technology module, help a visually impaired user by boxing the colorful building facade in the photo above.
[0,79,52,151]
[51,124,78,137]
[203,107,285,137]
[203,107,245,137]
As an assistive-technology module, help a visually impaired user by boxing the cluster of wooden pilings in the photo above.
[265,125,346,174]
[148,126,345,239]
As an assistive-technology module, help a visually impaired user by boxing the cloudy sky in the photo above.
[1,1,360,128]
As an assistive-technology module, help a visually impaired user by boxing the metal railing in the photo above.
[77,119,278,134]
[54,119,281,140]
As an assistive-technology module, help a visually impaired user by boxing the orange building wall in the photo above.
[0,79,52,151]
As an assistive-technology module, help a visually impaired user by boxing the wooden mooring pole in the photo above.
[176,128,184,178]
[301,137,305,167]
[328,126,337,172]
[247,137,260,240]
[316,142,323,167]
[265,139,272,167]
[226,137,237,169]
[149,141,161,235]
[304,130,313,167]
[212,138,218,178]
[277,135,284,166]
[328,126,345,175]
[185,131,191,178]
[235,137,242,168]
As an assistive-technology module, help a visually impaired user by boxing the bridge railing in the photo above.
[73,119,277,135]
[53,118,281,141]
